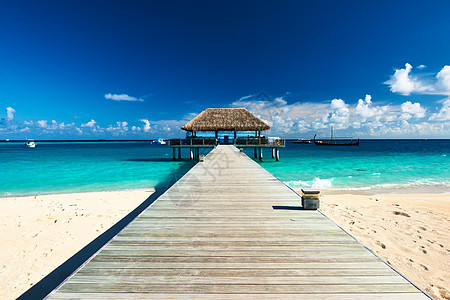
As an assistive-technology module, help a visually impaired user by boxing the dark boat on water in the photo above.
[314,127,359,146]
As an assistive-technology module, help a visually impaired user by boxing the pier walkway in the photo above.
[49,145,427,299]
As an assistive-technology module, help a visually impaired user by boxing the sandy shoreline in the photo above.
[0,189,154,299]
[1,188,449,299]
[317,191,450,300]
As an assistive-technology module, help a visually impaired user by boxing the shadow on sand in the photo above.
[18,162,196,300]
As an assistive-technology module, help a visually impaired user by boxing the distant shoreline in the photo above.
[2,184,449,199]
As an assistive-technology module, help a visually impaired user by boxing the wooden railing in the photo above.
[168,138,218,146]
[168,137,285,146]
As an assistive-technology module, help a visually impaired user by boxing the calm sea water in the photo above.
[0,140,448,196]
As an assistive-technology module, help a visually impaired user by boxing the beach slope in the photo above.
[319,192,450,300]
[0,189,153,299]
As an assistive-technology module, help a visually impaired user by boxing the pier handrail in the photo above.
[168,137,285,146]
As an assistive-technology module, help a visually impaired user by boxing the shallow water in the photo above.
[0,140,448,196]
[246,139,450,192]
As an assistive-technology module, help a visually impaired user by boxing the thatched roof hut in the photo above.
[181,108,270,132]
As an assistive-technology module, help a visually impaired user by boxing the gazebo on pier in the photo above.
[168,108,285,161]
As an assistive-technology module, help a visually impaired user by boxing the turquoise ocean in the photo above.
[0,140,448,196]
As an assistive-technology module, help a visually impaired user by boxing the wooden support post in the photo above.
[178,147,181,160]
[254,147,257,158]
[259,147,263,162]
[172,148,176,160]
[272,148,275,158]
[190,148,193,160]
[276,148,280,161]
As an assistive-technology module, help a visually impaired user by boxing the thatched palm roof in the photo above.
[181,108,270,131]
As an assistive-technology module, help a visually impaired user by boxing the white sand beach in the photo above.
[1,189,449,299]
[318,191,450,300]
[0,189,153,299]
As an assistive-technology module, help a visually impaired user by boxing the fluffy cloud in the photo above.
[400,101,426,120]
[105,93,144,102]
[355,95,388,122]
[81,119,97,128]
[384,63,429,95]
[106,121,129,135]
[232,94,329,133]
[430,98,450,121]
[231,92,449,138]
[436,66,450,93]
[6,107,15,121]
[385,63,450,96]
[140,119,151,132]
[0,107,185,138]
[37,120,48,128]
[80,119,99,132]
[325,99,350,128]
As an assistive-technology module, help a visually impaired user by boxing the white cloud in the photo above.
[37,120,48,128]
[430,98,450,121]
[323,99,350,128]
[106,121,129,135]
[400,101,426,120]
[417,65,426,69]
[80,119,99,133]
[232,95,328,134]
[140,119,151,132]
[385,63,450,96]
[6,107,15,121]
[105,93,144,102]
[355,95,388,122]
[384,63,430,96]
[81,119,97,128]
[231,92,449,138]
[238,94,255,101]
[436,66,450,93]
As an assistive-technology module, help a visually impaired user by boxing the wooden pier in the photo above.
[49,145,427,299]
[168,137,285,161]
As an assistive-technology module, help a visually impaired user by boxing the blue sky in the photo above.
[0,0,449,139]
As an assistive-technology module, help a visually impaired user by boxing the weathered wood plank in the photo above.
[67,275,409,285]
[80,261,390,270]
[49,292,428,300]
[49,145,426,298]
[55,283,420,294]
[75,267,399,277]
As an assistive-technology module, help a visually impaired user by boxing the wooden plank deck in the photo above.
[49,145,427,299]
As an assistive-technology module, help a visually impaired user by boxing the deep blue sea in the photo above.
[0,140,448,196]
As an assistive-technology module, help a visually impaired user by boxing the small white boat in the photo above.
[25,139,36,148]
[157,138,166,145]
